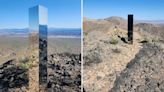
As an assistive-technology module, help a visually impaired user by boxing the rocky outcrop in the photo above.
[83,20,142,92]
[109,43,164,92]
[0,59,28,92]
[47,53,81,92]
[0,53,81,92]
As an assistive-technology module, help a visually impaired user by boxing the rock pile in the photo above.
[47,53,81,92]
[109,43,164,92]
[0,59,28,92]
[0,53,81,92]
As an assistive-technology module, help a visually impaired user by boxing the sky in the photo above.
[84,0,164,20]
[0,0,81,29]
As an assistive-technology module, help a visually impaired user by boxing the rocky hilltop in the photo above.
[0,53,81,92]
[83,16,164,92]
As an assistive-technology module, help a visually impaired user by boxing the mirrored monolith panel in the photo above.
[29,5,47,91]
[128,14,133,44]
[38,5,48,85]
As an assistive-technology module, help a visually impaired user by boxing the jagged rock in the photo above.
[47,53,81,92]
[109,43,164,92]
[0,53,81,92]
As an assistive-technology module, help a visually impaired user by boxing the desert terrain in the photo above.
[83,16,164,92]
[0,35,81,92]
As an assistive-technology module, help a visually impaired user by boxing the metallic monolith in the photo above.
[128,14,133,44]
[29,5,48,91]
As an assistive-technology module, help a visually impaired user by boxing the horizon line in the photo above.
[84,16,164,21]
[0,27,81,30]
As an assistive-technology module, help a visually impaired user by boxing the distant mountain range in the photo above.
[84,16,164,24]
[83,16,164,32]
[0,28,81,38]
[83,16,164,40]
[135,20,164,24]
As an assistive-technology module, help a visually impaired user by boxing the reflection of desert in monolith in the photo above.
[39,24,48,86]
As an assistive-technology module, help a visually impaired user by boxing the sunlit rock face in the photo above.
[29,5,48,91]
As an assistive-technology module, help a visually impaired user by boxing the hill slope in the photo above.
[83,17,164,92]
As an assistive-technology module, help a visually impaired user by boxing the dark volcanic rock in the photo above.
[109,43,164,92]
[0,53,81,92]
[47,53,81,92]
[0,60,28,92]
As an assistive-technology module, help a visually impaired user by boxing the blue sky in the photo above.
[0,0,81,29]
[84,0,164,20]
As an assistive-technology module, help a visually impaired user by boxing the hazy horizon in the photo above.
[0,28,81,38]
[0,27,81,30]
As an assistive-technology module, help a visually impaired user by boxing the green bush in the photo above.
[84,50,102,65]
[110,38,118,45]
[18,56,35,69]
[19,57,29,63]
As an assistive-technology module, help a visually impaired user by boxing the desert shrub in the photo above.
[19,57,29,63]
[102,40,111,44]
[18,56,38,69]
[84,32,88,36]
[18,57,29,69]
[84,50,102,65]
[95,43,103,52]
[112,48,121,53]
[110,38,118,45]
[84,43,103,65]
[19,63,29,69]
[152,36,161,42]
[19,60,38,69]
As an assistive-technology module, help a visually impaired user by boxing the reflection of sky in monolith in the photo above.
[29,5,47,34]
[39,5,47,40]
[29,6,39,33]
[39,5,47,25]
